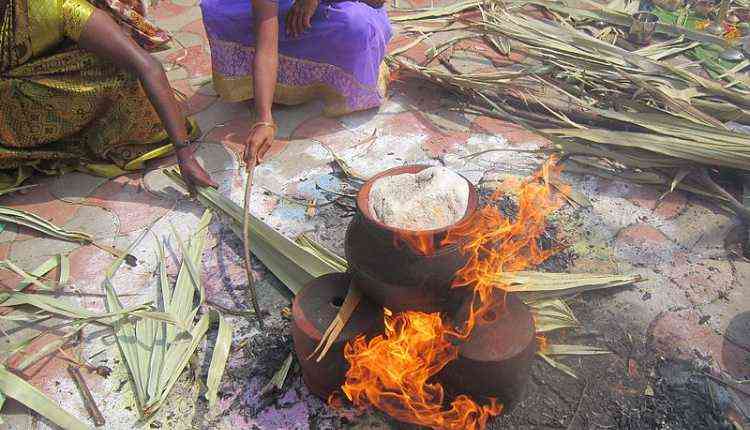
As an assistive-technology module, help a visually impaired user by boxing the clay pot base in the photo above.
[439,293,536,412]
[291,273,384,399]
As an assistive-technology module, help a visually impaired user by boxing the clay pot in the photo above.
[291,273,384,399]
[438,293,536,413]
[345,165,479,314]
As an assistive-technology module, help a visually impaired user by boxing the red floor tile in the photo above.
[86,175,175,234]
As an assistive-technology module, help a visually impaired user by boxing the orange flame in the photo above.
[536,334,549,353]
[444,159,564,336]
[341,159,564,430]
[343,311,502,429]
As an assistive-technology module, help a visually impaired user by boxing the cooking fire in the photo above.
[292,160,565,429]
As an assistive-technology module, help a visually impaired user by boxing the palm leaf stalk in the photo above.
[243,157,264,328]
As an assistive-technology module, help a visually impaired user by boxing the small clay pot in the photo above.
[345,165,479,313]
[291,273,384,399]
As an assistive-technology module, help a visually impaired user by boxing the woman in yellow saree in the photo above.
[0,0,216,190]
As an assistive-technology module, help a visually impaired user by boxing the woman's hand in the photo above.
[176,147,218,190]
[285,0,320,37]
[244,124,276,165]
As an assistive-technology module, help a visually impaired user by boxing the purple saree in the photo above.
[200,0,393,116]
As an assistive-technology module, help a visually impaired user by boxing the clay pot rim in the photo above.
[356,164,479,237]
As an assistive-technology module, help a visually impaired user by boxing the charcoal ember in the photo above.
[291,273,383,399]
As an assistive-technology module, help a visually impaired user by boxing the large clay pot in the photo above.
[291,273,384,399]
[345,165,479,314]
[438,293,536,413]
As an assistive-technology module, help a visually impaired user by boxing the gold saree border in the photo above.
[212,72,352,117]
[210,42,390,118]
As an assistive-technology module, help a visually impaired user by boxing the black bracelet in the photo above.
[173,135,198,150]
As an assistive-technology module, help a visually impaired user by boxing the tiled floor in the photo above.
[0,0,748,428]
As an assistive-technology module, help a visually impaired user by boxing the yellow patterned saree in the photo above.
[0,0,182,185]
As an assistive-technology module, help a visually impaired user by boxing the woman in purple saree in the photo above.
[201,0,392,158]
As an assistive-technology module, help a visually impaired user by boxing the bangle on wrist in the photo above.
[250,121,277,134]
[174,135,198,150]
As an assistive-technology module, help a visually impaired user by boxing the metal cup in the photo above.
[629,12,659,46]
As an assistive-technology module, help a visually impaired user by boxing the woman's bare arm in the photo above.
[253,0,278,124]
[79,10,186,147]
[244,0,278,163]
[78,9,216,188]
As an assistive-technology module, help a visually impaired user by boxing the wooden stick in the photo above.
[698,168,750,221]
[90,241,137,267]
[243,156,264,328]
[703,372,750,398]
[67,365,105,427]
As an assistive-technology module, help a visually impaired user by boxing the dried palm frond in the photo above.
[0,238,208,428]
[295,233,348,273]
[205,310,233,406]
[105,210,233,418]
[542,344,612,355]
[388,3,750,216]
[498,271,641,300]
[517,0,729,47]
[527,298,581,333]
[0,206,135,263]
[390,0,485,22]
[538,352,579,378]
[537,344,612,379]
